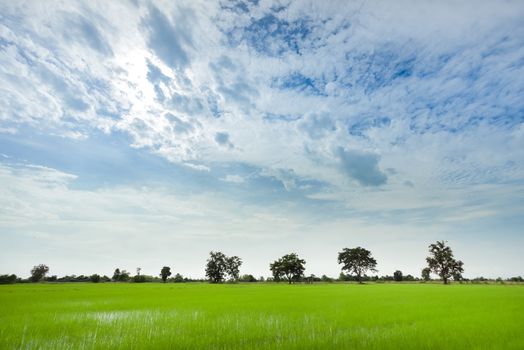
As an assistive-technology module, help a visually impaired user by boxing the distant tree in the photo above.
[101,275,111,282]
[338,272,349,281]
[305,274,316,284]
[112,268,121,282]
[226,256,242,281]
[119,270,130,282]
[508,276,523,282]
[160,266,172,283]
[269,253,306,284]
[426,241,464,284]
[393,270,403,282]
[90,274,101,283]
[112,268,130,282]
[136,267,141,276]
[337,247,377,284]
[173,273,184,283]
[44,275,57,282]
[206,251,228,283]
[421,267,431,281]
[133,274,147,283]
[404,274,415,282]
[239,274,257,282]
[321,275,334,283]
[30,264,49,282]
[0,274,18,284]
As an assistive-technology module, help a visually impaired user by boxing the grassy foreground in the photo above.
[0,283,523,349]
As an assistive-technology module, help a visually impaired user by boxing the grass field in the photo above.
[1,283,523,349]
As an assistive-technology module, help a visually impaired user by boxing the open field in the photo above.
[1,283,523,349]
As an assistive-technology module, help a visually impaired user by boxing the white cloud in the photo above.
[2,161,522,278]
[1,0,523,280]
[221,174,245,183]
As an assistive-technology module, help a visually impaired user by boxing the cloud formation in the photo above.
[1,1,524,277]
[337,148,387,187]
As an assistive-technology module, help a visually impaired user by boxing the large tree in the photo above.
[30,264,49,282]
[205,251,242,283]
[269,253,306,284]
[206,251,228,283]
[160,266,172,283]
[337,247,377,284]
[426,241,464,284]
[226,256,242,281]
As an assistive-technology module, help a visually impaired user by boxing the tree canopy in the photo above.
[337,247,377,283]
[269,253,306,284]
[205,251,242,283]
[426,241,464,284]
[30,264,49,282]
[160,266,172,283]
[393,270,403,282]
[421,267,431,281]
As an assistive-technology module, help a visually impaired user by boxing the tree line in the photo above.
[1,241,522,285]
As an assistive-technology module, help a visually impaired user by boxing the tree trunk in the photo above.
[443,277,448,284]
[357,273,362,284]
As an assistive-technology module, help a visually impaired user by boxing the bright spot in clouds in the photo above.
[0,0,523,279]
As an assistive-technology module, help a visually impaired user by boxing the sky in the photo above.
[1,0,523,279]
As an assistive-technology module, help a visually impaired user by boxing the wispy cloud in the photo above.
[1,0,523,277]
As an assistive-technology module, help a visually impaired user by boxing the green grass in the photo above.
[1,283,523,349]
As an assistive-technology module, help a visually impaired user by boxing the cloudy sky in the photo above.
[1,0,523,279]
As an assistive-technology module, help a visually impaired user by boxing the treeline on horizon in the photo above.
[1,241,522,285]
[1,271,523,285]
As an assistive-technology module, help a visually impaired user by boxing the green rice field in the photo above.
[1,283,523,349]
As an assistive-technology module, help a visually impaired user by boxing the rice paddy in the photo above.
[1,283,523,349]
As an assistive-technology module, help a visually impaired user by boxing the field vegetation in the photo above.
[1,283,523,349]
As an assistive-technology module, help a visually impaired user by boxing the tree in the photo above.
[421,267,431,281]
[426,241,464,284]
[269,253,306,284]
[206,251,228,283]
[321,274,334,283]
[173,273,184,283]
[160,266,172,283]
[226,256,242,281]
[119,270,130,282]
[133,274,147,283]
[0,274,18,284]
[239,274,257,282]
[205,251,242,283]
[337,247,377,284]
[393,270,403,282]
[90,274,101,283]
[112,268,130,282]
[112,268,121,282]
[30,264,49,282]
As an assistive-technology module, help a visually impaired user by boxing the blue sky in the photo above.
[1,0,523,279]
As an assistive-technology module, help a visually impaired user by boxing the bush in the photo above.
[393,270,403,282]
[173,273,184,283]
[321,275,334,283]
[0,274,18,284]
[133,275,147,283]
[90,274,101,283]
[239,274,257,282]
